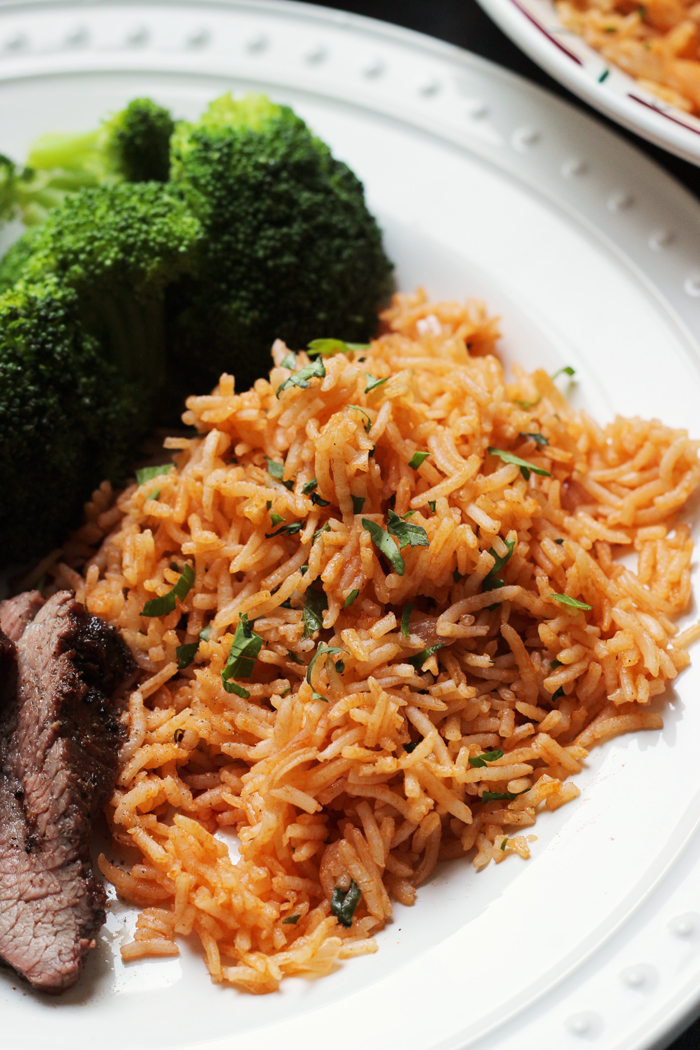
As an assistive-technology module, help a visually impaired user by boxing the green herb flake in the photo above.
[362,518,405,576]
[453,568,462,583]
[549,593,593,610]
[344,589,360,608]
[485,538,515,582]
[469,748,504,768]
[500,838,509,851]
[265,521,304,538]
[403,741,419,754]
[313,522,331,542]
[300,565,309,576]
[598,68,610,82]
[280,352,297,370]
[265,457,294,491]
[302,587,327,638]
[287,649,303,664]
[408,451,430,470]
[310,492,330,507]
[279,686,291,698]
[351,495,366,514]
[551,686,565,701]
[135,463,173,502]
[335,660,345,673]
[221,613,263,696]
[552,365,576,380]
[387,509,429,550]
[513,397,541,410]
[176,642,199,670]
[199,624,212,642]
[348,405,372,433]
[487,447,551,481]
[306,644,347,688]
[549,659,562,670]
[282,914,301,924]
[401,602,414,638]
[554,538,565,545]
[141,564,195,618]
[307,339,369,358]
[428,501,436,513]
[365,373,388,394]
[269,512,285,527]
[331,879,362,928]
[276,356,326,398]
[519,432,549,446]
[301,478,318,495]
[482,790,525,802]
[408,643,445,670]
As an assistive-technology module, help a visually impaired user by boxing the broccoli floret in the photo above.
[19,181,200,390]
[2,98,174,227]
[0,226,41,295]
[0,278,143,564]
[168,93,394,392]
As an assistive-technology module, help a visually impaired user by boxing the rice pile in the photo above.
[59,289,699,993]
[558,0,700,113]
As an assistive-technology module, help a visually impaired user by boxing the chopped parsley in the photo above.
[302,587,327,638]
[141,564,195,618]
[221,613,263,698]
[428,501,436,513]
[331,880,362,927]
[513,397,541,410]
[408,643,445,670]
[469,748,504,768]
[302,478,318,495]
[269,512,285,526]
[403,741,419,754]
[265,521,304,538]
[519,432,549,446]
[551,686,565,701]
[135,463,173,502]
[344,589,359,608]
[306,644,347,700]
[554,538,565,545]
[365,373,388,393]
[276,356,326,397]
[282,914,301,924]
[401,602,414,638]
[306,338,369,357]
[362,518,405,576]
[265,457,294,490]
[552,365,576,380]
[549,593,593,610]
[351,495,366,514]
[199,624,212,642]
[348,405,372,433]
[280,352,297,370]
[408,451,430,469]
[487,447,551,481]
[176,642,199,670]
[310,492,330,507]
[387,509,429,550]
[287,649,303,664]
[313,522,331,542]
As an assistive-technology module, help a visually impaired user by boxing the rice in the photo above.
[557,0,700,113]
[62,287,699,992]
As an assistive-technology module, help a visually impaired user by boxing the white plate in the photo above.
[1,2,700,1049]
[476,0,700,168]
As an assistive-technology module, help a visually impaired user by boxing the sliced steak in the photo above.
[0,591,45,643]
[0,591,135,993]
[0,628,16,709]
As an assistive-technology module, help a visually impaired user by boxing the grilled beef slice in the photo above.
[0,591,135,993]
[0,590,45,644]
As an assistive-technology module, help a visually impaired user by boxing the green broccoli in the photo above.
[0,277,143,563]
[0,98,174,227]
[0,226,41,295]
[168,93,393,393]
[19,181,201,391]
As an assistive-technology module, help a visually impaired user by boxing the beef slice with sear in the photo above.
[0,591,135,993]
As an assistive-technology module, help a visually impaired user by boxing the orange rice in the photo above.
[558,0,700,113]
[57,288,699,993]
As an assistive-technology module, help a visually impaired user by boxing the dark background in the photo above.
[299,1,699,1047]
